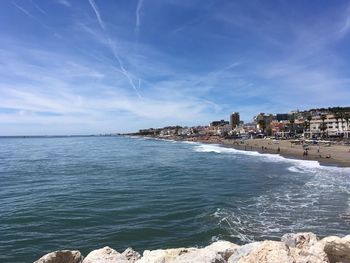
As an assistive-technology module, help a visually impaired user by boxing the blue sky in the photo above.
[1,0,350,135]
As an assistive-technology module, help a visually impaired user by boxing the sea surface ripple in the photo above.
[0,136,350,263]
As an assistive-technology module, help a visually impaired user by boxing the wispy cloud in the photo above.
[0,38,221,134]
[57,0,71,8]
[338,16,350,36]
[2,1,350,135]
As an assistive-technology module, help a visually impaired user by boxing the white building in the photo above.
[309,114,350,138]
[216,124,231,136]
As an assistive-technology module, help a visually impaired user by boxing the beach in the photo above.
[155,136,350,167]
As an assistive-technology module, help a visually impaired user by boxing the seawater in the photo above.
[1,136,350,263]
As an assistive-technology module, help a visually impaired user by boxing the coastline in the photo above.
[135,135,350,168]
[34,232,350,263]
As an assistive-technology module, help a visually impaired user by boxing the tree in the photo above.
[334,112,341,136]
[320,114,327,139]
[339,112,344,137]
[344,113,350,134]
[289,115,295,137]
[303,121,308,138]
[258,120,266,134]
[307,114,312,138]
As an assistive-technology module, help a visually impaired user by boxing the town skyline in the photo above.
[136,105,350,137]
[1,0,350,135]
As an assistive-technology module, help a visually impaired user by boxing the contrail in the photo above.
[30,0,48,15]
[12,1,36,19]
[88,0,105,30]
[136,0,144,29]
[134,0,144,93]
[88,0,141,98]
[12,1,51,29]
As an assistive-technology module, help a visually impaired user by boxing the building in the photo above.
[276,113,289,122]
[230,112,240,129]
[217,124,231,136]
[210,120,229,127]
[308,114,350,138]
[254,113,276,131]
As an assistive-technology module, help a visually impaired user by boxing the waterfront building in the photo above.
[308,114,350,138]
[230,112,240,129]
[216,124,232,136]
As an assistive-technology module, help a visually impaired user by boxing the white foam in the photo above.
[287,166,301,173]
[160,138,176,142]
[192,143,350,174]
[180,141,199,145]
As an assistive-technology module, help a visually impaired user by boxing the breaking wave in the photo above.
[192,143,350,243]
[192,143,350,174]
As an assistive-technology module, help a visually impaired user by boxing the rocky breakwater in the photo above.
[34,233,350,263]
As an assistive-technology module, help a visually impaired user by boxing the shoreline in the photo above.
[134,135,350,168]
[34,232,350,263]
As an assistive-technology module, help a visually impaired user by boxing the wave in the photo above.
[192,143,350,174]
[212,173,350,243]
[180,141,200,145]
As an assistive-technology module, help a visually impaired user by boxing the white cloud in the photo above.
[0,39,223,134]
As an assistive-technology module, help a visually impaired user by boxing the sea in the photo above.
[1,135,350,263]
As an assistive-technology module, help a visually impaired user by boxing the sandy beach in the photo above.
[158,136,350,167]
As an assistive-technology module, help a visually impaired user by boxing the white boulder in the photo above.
[322,235,350,263]
[34,250,83,263]
[122,247,142,262]
[83,246,129,263]
[228,241,295,263]
[135,248,197,263]
[282,232,318,249]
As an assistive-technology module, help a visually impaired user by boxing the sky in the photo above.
[1,0,350,135]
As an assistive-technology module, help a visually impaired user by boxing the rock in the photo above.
[122,247,141,262]
[282,232,318,249]
[172,249,226,263]
[136,241,239,263]
[34,250,83,263]
[281,232,329,263]
[322,235,350,263]
[291,242,330,263]
[227,242,260,263]
[136,248,197,263]
[203,241,240,261]
[228,241,295,263]
[83,246,129,263]
[33,233,350,263]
